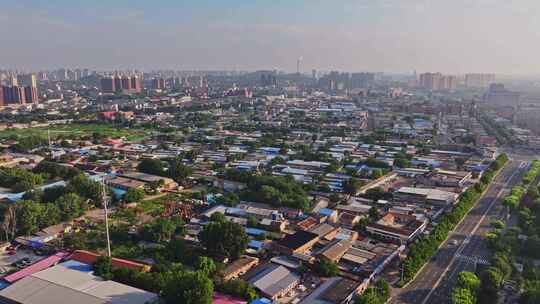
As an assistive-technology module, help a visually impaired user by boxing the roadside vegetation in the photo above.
[399,154,508,285]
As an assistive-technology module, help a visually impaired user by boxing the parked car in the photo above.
[6,244,20,252]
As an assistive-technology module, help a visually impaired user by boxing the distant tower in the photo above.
[296,56,303,75]
[9,76,18,87]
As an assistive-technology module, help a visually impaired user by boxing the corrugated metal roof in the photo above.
[1,261,158,304]
[4,251,69,283]
[249,265,300,298]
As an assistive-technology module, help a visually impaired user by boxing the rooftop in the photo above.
[0,261,157,304]
[277,230,319,251]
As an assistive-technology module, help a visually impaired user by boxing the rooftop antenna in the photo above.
[101,178,112,257]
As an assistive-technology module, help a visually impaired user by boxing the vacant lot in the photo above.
[0,124,150,141]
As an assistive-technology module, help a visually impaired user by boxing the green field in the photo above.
[0,124,151,141]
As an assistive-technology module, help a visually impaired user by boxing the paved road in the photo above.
[390,159,528,304]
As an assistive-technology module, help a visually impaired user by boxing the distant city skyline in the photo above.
[2,1,540,74]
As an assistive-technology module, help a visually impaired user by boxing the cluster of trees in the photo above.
[222,169,253,183]
[357,167,384,180]
[33,161,81,180]
[140,217,184,243]
[137,158,193,184]
[355,279,390,304]
[478,253,513,303]
[13,135,48,152]
[90,226,255,304]
[393,152,412,169]
[364,187,393,201]
[313,258,339,277]
[4,193,88,237]
[521,279,540,304]
[199,215,248,259]
[452,271,480,304]
[0,172,103,240]
[360,157,391,170]
[295,145,337,163]
[241,175,311,210]
[343,177,365,195]
[124,188,146,203]
[216,192,240,207]
[451,272,480,304]
[94,256,215,304]
[215,279,258,302]
[0,167,45,192]
[400,154,508,284]
[503,186,526,209]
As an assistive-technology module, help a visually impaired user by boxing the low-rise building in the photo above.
[0,260,157,304]
[274,230,319,255]
[220,256,259,282]
[394,187,459,206]
[317,239,352,262]
[118,171,178,189]
[247,264,300,300]
[105,176,145,191]
[366,212,427,244]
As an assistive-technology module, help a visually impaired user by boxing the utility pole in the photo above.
[101,178,112,257]
[47,129,51,149]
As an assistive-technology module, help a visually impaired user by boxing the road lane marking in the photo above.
[420,162,523,304]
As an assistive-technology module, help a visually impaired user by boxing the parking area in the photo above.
[0,249,43,275]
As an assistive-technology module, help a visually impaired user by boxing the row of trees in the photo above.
[483,160,540,303]
[522,160,540,185]
[478,115,518,146]
[400,154,508,284]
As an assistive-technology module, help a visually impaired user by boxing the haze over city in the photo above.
[0,1,540,304]
[2,0,540,74]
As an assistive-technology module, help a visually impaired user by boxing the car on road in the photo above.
[451,240,459,246]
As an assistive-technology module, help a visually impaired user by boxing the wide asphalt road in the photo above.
[390,159,528,304]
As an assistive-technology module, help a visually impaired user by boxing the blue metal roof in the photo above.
[251,299,272,304]
[319,208,335,216]
[245,228,266,236]
[248,240,263,249]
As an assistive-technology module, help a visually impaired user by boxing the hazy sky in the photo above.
[1,0,540,74]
